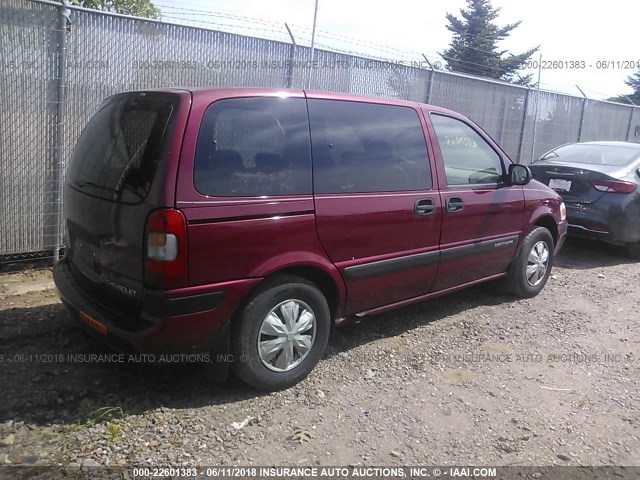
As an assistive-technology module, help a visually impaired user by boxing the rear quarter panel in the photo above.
[174,88,346,312]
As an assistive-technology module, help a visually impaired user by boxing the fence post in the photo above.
[284,23,296,89]
[52,2,68,263]
[426,69,435,104]
[577,98,586,142]
[576,85,588,142]
[625,106,635,141]
[528,54,543,162]
[421,54,434,104]
[529,89,541,163]
[305,0,319,89]
[516,88,531,164]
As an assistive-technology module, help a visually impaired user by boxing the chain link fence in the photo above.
[1,0,639,258]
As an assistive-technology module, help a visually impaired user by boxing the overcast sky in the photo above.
[155,0,639,100]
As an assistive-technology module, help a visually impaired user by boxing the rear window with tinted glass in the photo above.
[540,144,640,166]
[194,97,312,197]
[67,93,177,203]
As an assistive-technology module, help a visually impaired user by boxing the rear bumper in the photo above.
[566,199,640,244]
[53,258,260,356]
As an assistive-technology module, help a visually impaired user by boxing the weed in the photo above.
[105,422,123,443]
[68,399,125,432]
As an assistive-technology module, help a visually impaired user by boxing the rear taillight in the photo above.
[591,180,637,194]
[145,209,188,289]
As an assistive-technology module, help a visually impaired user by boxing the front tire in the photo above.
[504,227,554,298]
[231,275,331,391]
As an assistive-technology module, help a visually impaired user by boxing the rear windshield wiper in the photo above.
[75,181,119,193]
[76,180,144,201]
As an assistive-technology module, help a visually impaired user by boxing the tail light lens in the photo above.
[145,209,188,289]
[591,180,637,194]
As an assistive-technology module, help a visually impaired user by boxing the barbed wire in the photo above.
[154,2,541,64]
[155,3,431,62]
[157,13,525,79]
[159,14,295,43]
[154,2,629,98]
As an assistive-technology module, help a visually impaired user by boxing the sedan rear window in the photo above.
[67,93,177,203]
[540,144,640,166]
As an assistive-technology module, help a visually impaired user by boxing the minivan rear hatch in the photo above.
[64,91,188,313]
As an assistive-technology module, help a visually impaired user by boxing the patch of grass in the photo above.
[105,422,123,443]
[88,406,124,425]
[67,422,86,432]
[67,399,125,432]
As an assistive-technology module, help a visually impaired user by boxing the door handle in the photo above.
[446,196,464,213]
[415,198,435,216]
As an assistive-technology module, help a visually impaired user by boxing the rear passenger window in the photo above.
[430,114,504,186]
[194,97,311,197]
[308,100,431,193]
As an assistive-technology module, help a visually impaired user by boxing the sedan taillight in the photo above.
[591,180,637,194]
[145,209,188,289]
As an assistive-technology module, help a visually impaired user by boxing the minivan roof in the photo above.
[147,86,460,116]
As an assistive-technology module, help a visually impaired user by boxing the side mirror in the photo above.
[509,164,532,186]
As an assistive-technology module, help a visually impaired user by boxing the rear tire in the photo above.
[625,241,640,259]
[231,275,330,391]
[503,227,554,298]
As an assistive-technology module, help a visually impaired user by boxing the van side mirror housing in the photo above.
[509,164,531,186]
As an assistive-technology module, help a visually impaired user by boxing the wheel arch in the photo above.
[532,214,558,246]
[267,265,342,321]
[234,258,346,327]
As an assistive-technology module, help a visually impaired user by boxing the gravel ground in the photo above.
[0,237,638,472]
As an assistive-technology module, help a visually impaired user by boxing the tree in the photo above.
[441,0,538,85]
[66,0,161,19]
[608,69,640,105]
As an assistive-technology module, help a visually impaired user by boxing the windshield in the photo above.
[67,93,177,203]
[540,144,640,166]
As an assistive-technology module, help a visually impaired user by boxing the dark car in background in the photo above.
[530,141,640,258]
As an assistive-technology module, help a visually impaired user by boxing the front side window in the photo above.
[431,114,504,186]
[308,99,431,193]
[194,97,312,197]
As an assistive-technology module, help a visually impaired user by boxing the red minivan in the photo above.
[54,87,567,390]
